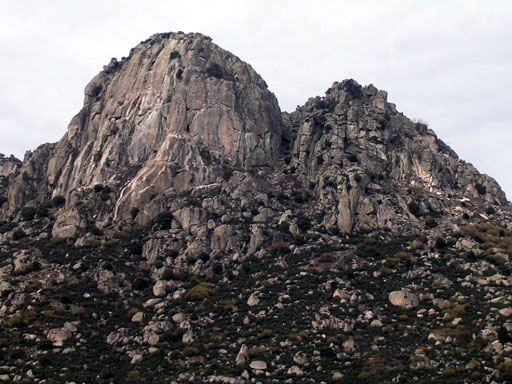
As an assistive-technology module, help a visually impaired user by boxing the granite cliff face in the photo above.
[4,32,282,226]
[1,32,507,238]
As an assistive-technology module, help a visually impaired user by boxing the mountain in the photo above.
[0,32,511,383]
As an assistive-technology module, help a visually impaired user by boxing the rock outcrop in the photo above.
[285,80,507,232]
[1,32,507,237]
[3,32,282,225]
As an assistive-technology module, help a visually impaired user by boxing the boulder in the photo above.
[389,290,419,309]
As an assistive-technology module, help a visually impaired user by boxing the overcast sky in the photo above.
[0,0,511,199]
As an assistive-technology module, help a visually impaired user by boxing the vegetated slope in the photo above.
[0,32,511,383]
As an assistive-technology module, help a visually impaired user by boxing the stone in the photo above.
[132,312,144,323]
[370,319,383,327]
[211,225,233,251]
[47,328,72,346]
[343,338,355,353]
[131,354,143,364]
[287,366,304,376]
[152,280,167,297]
[250,360,267,371]
[51,208,86,238]
[247,294,260,307]
[148,334,160,346]
[236,344,248,366]
[172,312,186,323]
[389,290,419,309]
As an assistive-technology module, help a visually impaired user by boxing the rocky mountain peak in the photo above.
[2,32,283,225]
[1,33,512,383]
[0,33,508,236]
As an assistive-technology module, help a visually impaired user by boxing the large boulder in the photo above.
[389,290,419,309]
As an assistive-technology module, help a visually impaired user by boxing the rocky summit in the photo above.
[0,32,511,383]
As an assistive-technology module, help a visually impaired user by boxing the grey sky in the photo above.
[1,0,511,199]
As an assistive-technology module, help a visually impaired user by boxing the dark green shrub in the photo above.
[12,229,26,240]
[185,283,214,301]
[297,215,312,231]
[182,347,199,357]
[269,242,290,256]
[93,184,104,192]
[408,201,421,217]
[20,206,36,221]
[348,154,358,163]
[435,237,447,249]
[0,196,7,206]
[425,218,437,228]
[485,206,496,215]
[129,242,143,256]
[52,195,66,207]
[212,262,223,274]
[475,184,486,195]
[130,207,140,220]
[86,225,103,236]
[103,263,114,271]
[497,326,512,343]
[222,167,234,181]
[133,277,151,291]
[155,212,173,229]
[206,63,230,80]
[35,205,48,217]
[169,50,181,60]
[167,249,179,259]
[0,221,15,234]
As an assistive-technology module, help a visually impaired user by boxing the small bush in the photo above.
[132,277,151,291]
[425,218,437,228]
[182,347,199,357]
[155,212,173,229]
[12,229,26,240]
[269,242,290,256]
[348,154,358,163]
[206,63,232,80]
[129,242,143,256]
[259,329,273,338]
[475,184,487,195]
[435,237,447,249]
[248,346,266,357]
[20,206,36,221]
[296,216,312,231]
[185,283,214,301]
[169,50,181,60]
[0,221,16,234]
[51,195,66,207]
[408,201,421,217]
[130,207,140,220]
[93,184,104,193]
[87,225,104,236]
[0,196,7,206]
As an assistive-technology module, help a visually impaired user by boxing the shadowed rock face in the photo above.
[285,80,507,232]
[1,33,508,234]
[5,32,283,223]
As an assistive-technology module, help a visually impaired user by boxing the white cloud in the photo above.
[0,0,510,199]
